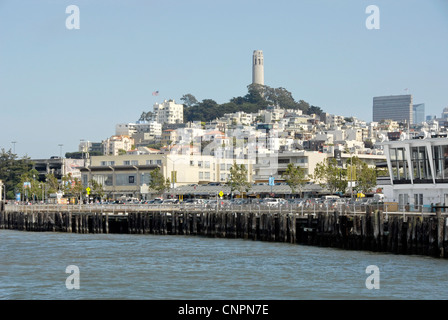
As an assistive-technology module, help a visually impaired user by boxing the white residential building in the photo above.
[116,121,162,137]
[102,135,135,156]
[153,99,184,124]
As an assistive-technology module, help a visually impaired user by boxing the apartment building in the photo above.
[153,99,184,124]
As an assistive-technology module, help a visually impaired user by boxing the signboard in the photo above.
[268,177,275,186]
[86,187,91,195]
[334,150,342,167]
[218,191,224,198]
[16,193,21,201]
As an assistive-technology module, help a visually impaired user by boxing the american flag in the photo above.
[152,90,159,96]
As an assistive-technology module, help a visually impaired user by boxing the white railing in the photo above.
[5,202,442,216]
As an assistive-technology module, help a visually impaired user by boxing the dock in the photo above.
[1,201,448,259]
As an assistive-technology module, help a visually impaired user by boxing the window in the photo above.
[199,172,204,179]
[411,146,431,180]
[92,174,113,186]
[414,194,423,210]
[390,148,410,181]
[205,161,210,168]
[198,161,203,167]
[220,164,226,171]
[131,160,138,165]
[140,173,151,186]
[123,161,130,165]
[204,172,210,180]
[432,145,448,180]
[116,174,136,186]
[101,161,106,166]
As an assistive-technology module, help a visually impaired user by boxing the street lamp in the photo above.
[171,157,183,191]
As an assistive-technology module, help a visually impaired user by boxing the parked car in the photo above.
[183,199,205,207]
[162,199,179,205]
[147,198,163,204]
[263,198,283,207]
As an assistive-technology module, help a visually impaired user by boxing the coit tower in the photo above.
[252,50,264,86]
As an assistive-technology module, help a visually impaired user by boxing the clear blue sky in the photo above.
[1,0,447,159]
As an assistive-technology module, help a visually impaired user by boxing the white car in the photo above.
[264,198,282,207]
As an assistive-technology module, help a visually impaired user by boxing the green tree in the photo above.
[17,168,40,201]
[149,167,170,195]
[312,158,347,194]
[0,149,33,199]
[347,157,377,194]
[89,179,105,201]
[45,173,59,194]
[228,162,252,198]
[281,163,307,198]
[180,93,198,107]
[72,178,85,202]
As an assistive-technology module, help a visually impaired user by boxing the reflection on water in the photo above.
[0,230,447,300]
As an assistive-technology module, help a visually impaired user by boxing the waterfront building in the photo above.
[372,94,413,124]
[81,153,254,199]
[379,136,448,210]
[32,158,84,181]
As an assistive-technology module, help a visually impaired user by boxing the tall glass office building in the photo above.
[413,103,425,124]
[372,94,413,123]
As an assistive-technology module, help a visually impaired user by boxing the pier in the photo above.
[1,201,448,259]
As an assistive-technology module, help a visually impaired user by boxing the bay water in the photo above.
[0,229,447,300]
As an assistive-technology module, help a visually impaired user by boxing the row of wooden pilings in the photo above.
[1,202,448,259]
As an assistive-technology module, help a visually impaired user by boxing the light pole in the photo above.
[171,157,182,191]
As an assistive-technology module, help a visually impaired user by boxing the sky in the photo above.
[0,0,447,159]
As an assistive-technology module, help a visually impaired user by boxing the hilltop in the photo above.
[139,84,323,123]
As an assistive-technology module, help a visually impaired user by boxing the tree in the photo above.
[72,178,85,202]
[312,158,347,194]
[0,149,33,199]
[228,162,252,198]
[347,157,377,194]
[17,168,40,201]
[45,173,59,194]
[149,167,170,195]
[281,163,307,198]
[180,93,198,107]
[138,111,154,122]
[89,179,105,201]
